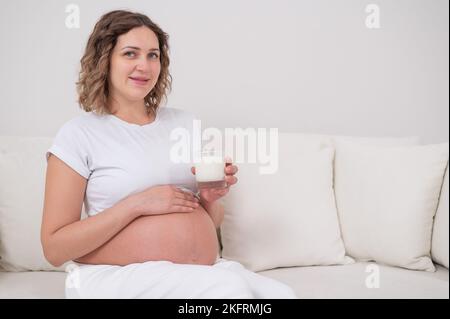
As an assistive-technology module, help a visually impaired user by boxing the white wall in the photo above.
[0,0,448,144]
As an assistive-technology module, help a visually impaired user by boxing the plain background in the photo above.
[0,0,448,144]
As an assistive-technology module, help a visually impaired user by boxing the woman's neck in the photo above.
[108,97,153,125]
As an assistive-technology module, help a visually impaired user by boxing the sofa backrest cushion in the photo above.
[221,133,354,271]
[334,139,448,272]
[432,166,449,269]
[0,136,68,271]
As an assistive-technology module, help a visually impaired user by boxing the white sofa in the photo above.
[0,134,448,299]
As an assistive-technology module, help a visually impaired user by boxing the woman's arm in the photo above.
[41,154,141,267]
[42,154,201,267]
[43,196,140,267]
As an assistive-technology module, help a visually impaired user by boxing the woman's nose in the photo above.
[135,57,151,72]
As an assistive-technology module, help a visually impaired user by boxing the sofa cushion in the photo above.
[221,133,353,272]
[1,262,448,299]
[432,166,449,268]
[334,140,449,271]
[0,136,67,271]
[260,262,449,299]
[0,270,67,298]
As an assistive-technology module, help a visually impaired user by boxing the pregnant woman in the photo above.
[41,10,296,299]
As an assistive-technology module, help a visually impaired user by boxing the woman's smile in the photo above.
[129,76,150,86]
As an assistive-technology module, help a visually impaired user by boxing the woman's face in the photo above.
[109,26,161,104]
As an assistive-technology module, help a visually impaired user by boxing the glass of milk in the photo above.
[194,149,227,189]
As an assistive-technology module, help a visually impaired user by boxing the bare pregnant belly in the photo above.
[76,205,219,266]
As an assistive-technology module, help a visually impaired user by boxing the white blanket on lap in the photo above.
[65,258,297,299]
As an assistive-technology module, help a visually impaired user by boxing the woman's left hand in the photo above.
[191,159,238,204]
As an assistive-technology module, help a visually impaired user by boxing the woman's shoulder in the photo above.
[55,112,106,135]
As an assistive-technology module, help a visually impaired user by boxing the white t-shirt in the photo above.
[46,107,199,217]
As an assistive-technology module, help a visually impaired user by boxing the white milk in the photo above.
[195,156,226,189]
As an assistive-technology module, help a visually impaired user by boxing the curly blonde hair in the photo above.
[77,10,172,116]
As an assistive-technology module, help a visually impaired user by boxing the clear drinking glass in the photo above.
[194,149,227,189]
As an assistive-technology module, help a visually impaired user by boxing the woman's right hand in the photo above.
[130,185,200,216]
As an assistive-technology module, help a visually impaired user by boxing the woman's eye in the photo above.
[124,51,136,58]
[149,52,159,59]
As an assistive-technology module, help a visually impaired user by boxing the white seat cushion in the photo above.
[260,262,449,299]
[1,263,448,299]
[0,270,66,299]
